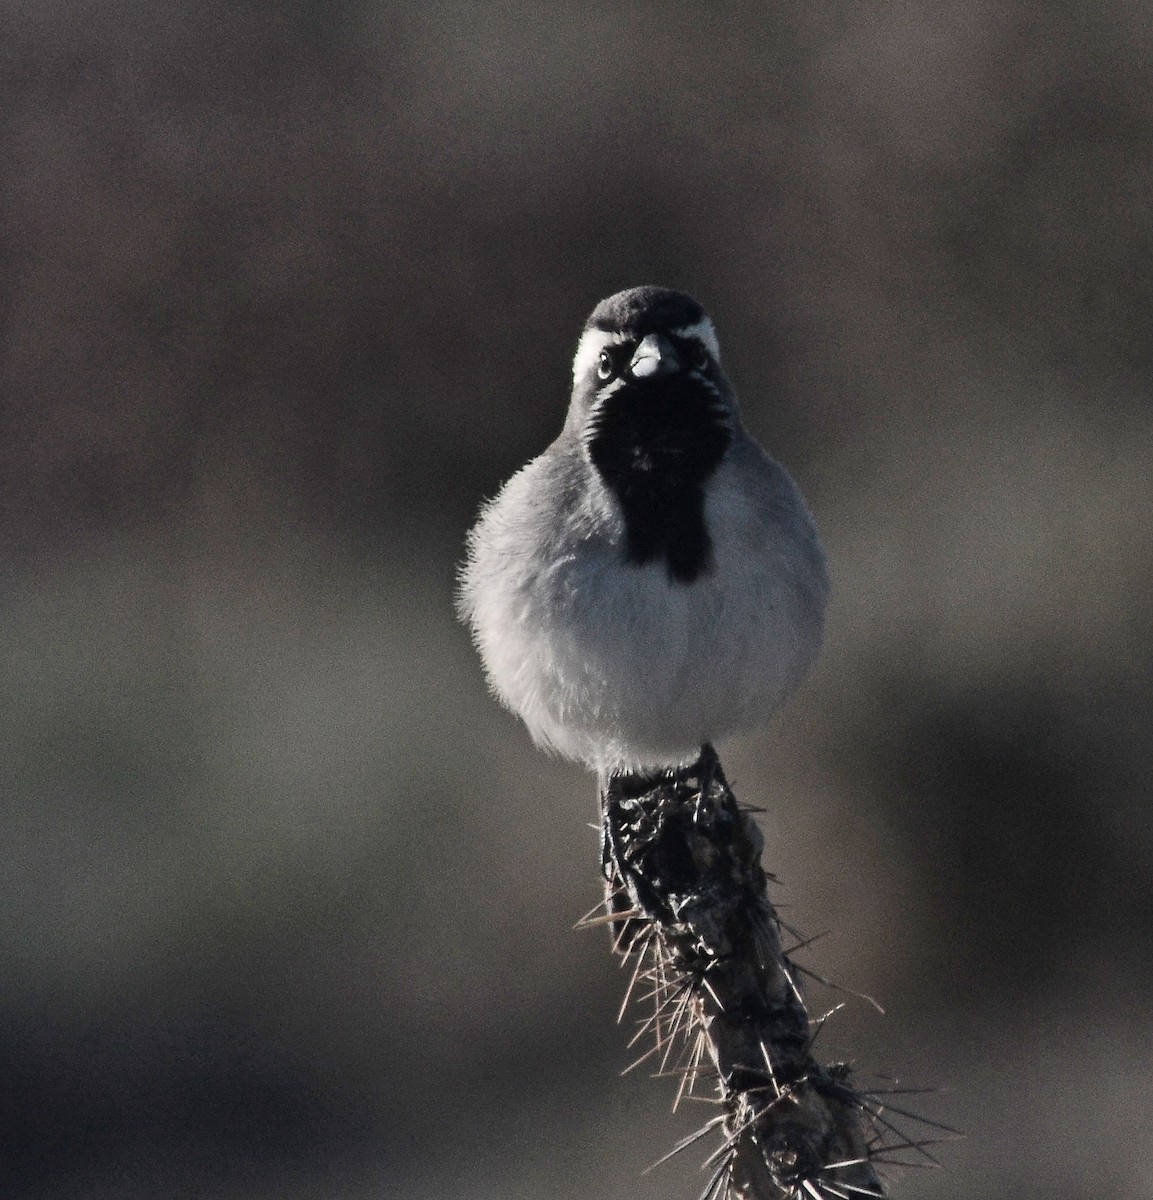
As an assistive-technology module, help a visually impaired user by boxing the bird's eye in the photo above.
[596,349,617,381]
[690,343,711,371]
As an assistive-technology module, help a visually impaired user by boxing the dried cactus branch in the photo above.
[589,745,946,1200]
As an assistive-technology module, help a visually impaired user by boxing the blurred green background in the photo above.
[2,2,1151,1197]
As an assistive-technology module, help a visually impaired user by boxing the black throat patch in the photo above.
[586,375,732,584]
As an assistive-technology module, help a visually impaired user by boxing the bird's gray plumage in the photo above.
[458,287,828,773]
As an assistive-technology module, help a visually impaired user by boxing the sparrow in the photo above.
[457,286,828,788]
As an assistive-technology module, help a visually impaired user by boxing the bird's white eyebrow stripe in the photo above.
[671,319,721,360]
[572,319,722,379]
[572,328,628,380]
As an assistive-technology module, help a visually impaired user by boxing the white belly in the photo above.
[464,455,825,772]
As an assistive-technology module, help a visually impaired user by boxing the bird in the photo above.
[457,285,828,797]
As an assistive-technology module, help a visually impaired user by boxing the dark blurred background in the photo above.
[2,2,1151,1197]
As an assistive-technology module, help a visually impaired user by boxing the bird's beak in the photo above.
[628,333,679,378]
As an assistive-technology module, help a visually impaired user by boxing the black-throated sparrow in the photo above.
[458,286,827,781]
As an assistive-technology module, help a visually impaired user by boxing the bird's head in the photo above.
[566,286,735,495]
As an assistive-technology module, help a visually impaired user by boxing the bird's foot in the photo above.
[600,747,729,872]
[689,742,730,822]
[693,741,727,790]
